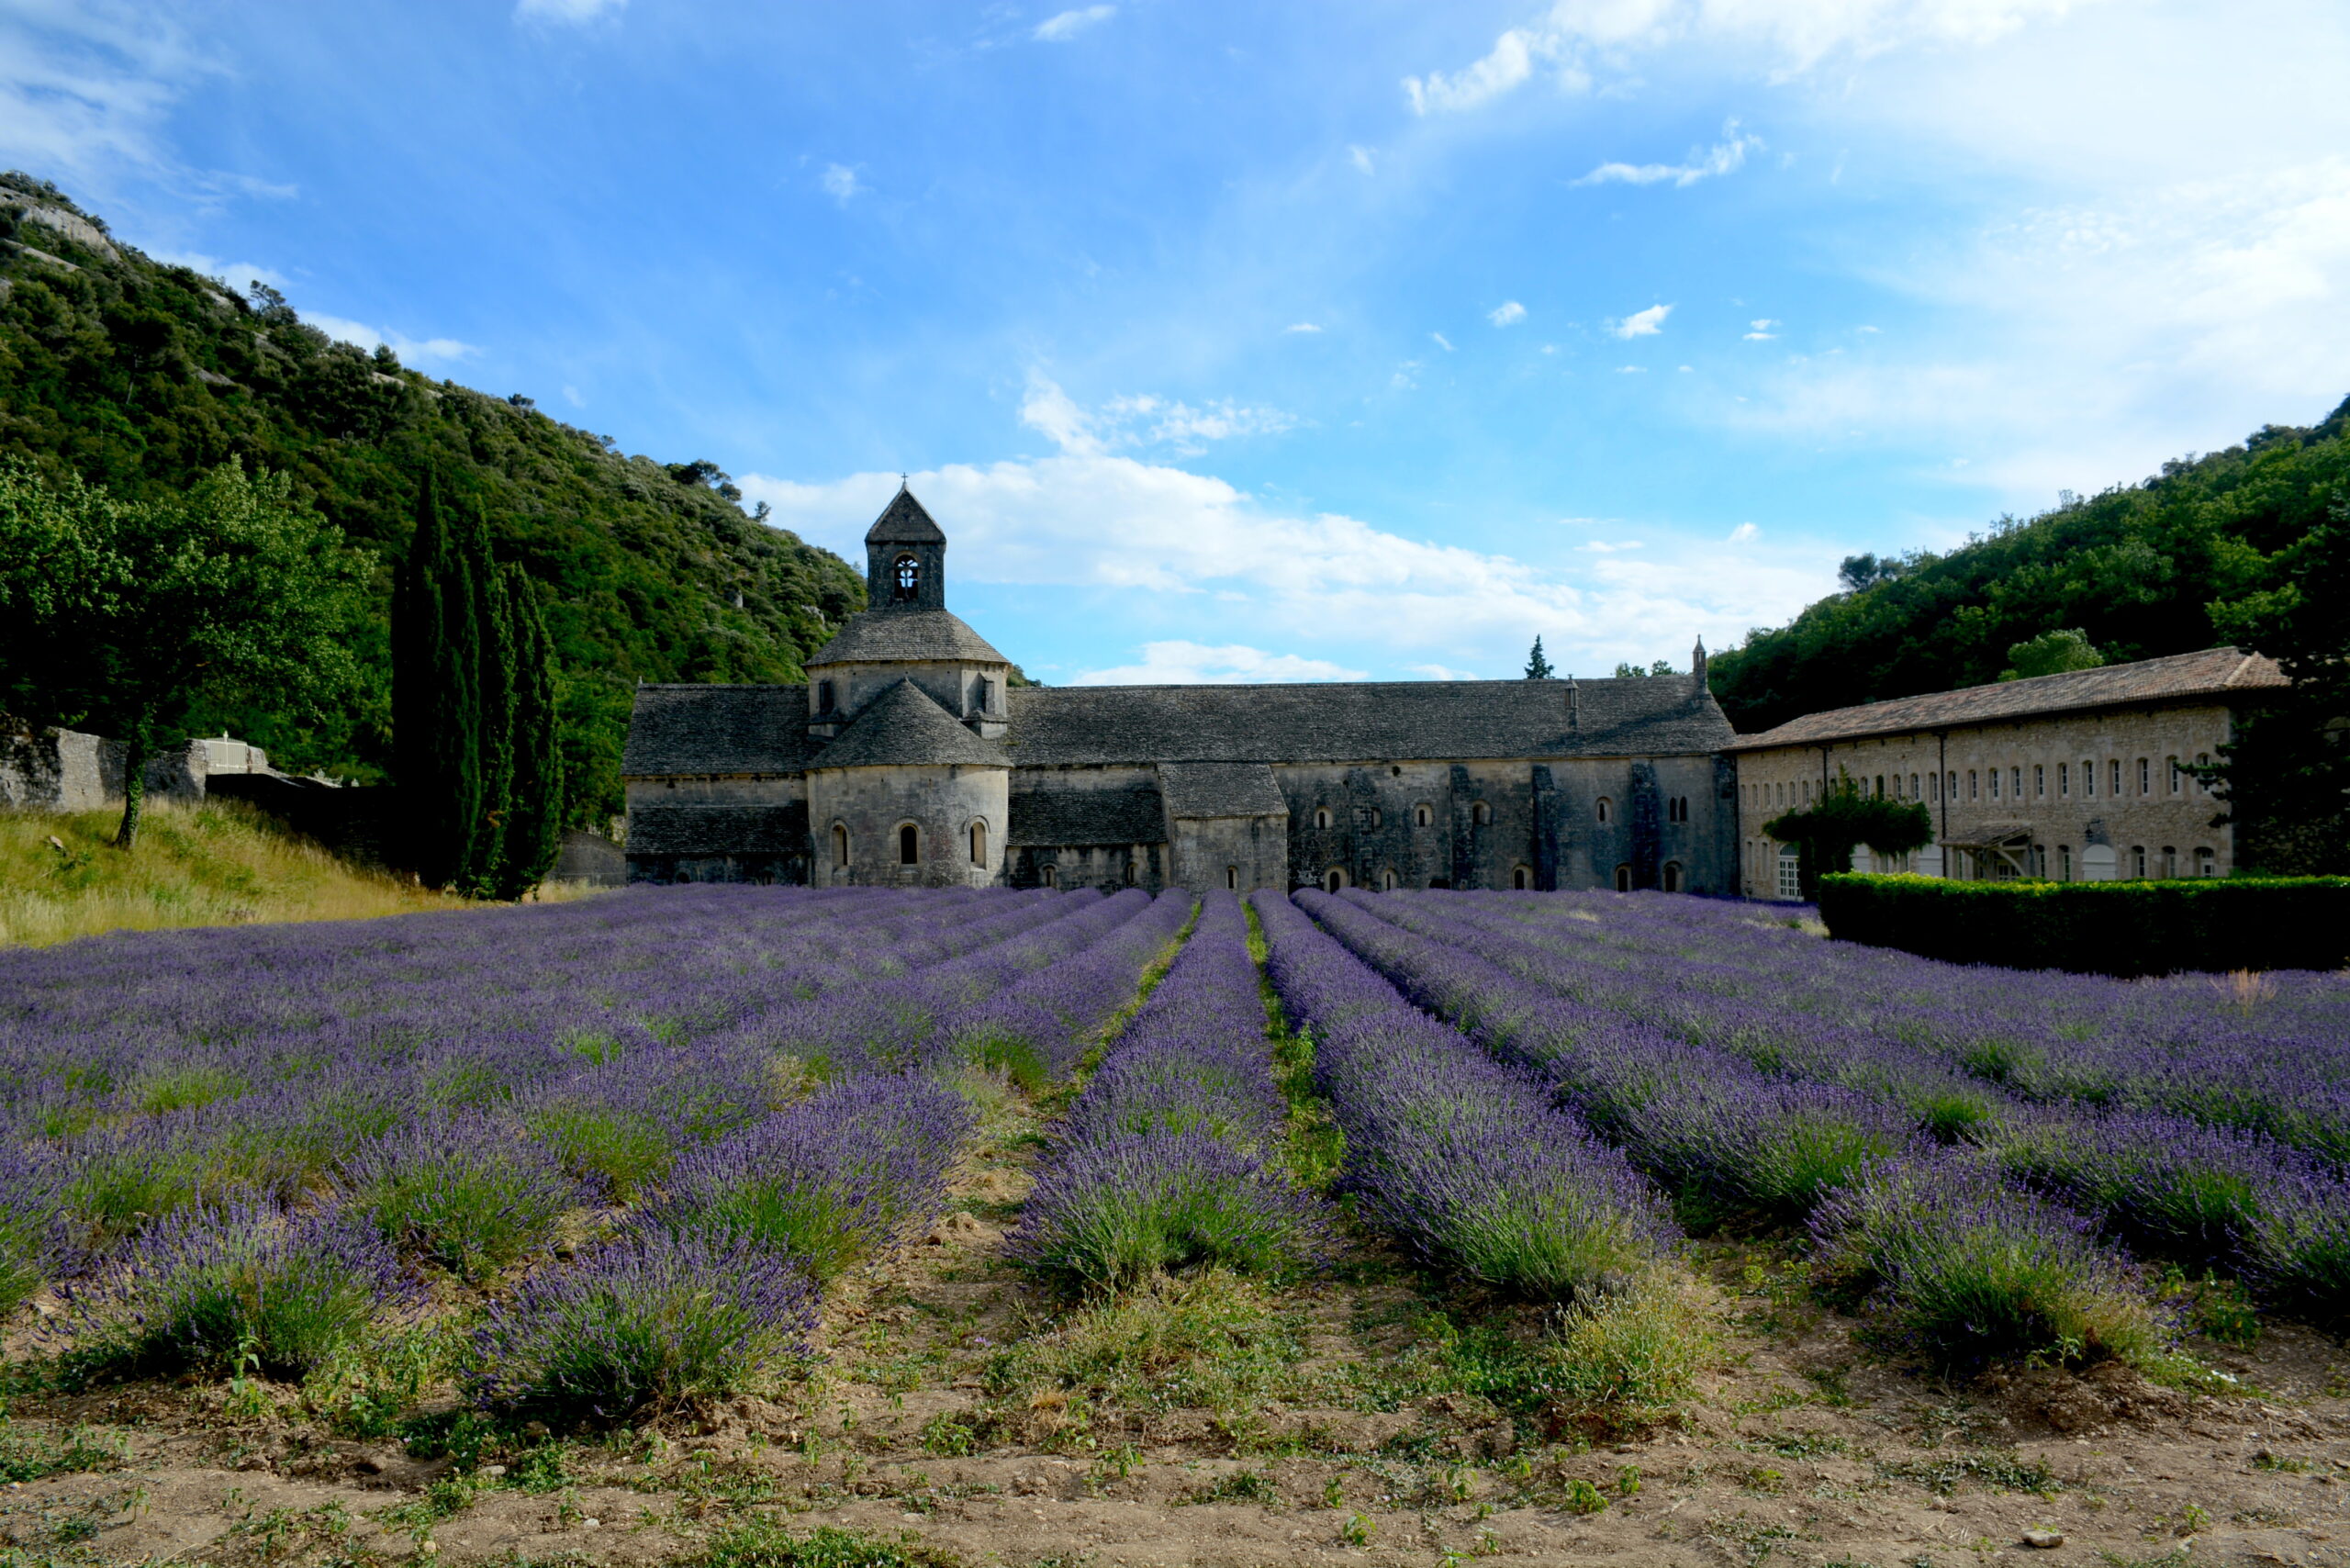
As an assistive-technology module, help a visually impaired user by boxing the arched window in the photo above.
[1472,801,1492,825]
[816,679,835,712]
[1595,797,1613,824]
[1315,808,1331,829]
[1325,868,1346,892]
[1662,861,1682,893]
[892,554,920,601]
[1366,808,1382,829]
[2109,759,2121,796]
[1989,767,2001,801]
[968,821,987,866]
[2167,756,2181,794]
[1382,868,1397,890]
[2195,846,2215,877]
[1041,863,1058,888]
[1225,866,1237,890]
[1967,770,1978,801]
[2132,845,2146,879]
[2161,846,2177,879]
[1614,863,1632,892]
[2195,753,2211,792]
[831,823,849,868]
[1414,803,1432,827]
[1910,774,1920,800]
[2032,766,2043,799]
[899,823,919,865]
[1512,866,1529,890]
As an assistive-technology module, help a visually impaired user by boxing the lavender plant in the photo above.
[0,1144,70,1314]
[335,1115,584,1282]
[464,1229,818,1419]
[1010,1130,1326,1288]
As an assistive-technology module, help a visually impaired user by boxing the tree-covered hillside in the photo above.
[0,174,866,828]
[1708,399,2350,734]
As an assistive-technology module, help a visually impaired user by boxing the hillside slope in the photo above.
[0,173,866,826]
[1708,400,2350,733]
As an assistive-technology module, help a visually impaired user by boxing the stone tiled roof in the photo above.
[1725,647,2288,752]
[866,487,946,543]
[621,685,816,777]
[805,609,1009,668]
[812,679,1009,769]
[625,801,808,856]
[1008,787,1167,846]
[1158,761,1285,819]
[1003,677,1729,766]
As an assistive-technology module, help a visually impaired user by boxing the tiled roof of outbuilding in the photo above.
[1725,647,2288,752]
[621,685,816,777]
[805,609,1009,667]
[1158,761,1286,819]
[1002,677,1729,766]
[811,679,1009,769]
[1008,787,1167,846]
[625,801,808,856]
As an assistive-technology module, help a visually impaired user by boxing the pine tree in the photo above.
[394,471,481,890]
[494,564,565,899]
[1523,636,1555,679]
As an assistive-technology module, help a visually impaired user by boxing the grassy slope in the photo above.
[0,172,867,826]
[0,799,467,947]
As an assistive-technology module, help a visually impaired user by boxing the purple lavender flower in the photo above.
[1009,1130,1327,1289]
[464,1228,818,1419]
[335,1114,586,1282]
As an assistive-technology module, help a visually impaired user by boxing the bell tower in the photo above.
[865,483,947,612]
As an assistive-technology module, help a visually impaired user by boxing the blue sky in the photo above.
[6,1,2347,686]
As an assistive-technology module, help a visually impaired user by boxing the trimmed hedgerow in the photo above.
[1817,872,2350,976]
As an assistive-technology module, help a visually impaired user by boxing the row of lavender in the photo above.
[1467,889,2350,1162]
[6,886,1193,1413]
[1011,891,1326,1286]
[1298,890,2350,1362]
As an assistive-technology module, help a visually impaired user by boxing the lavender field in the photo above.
[2,884,2346,1567]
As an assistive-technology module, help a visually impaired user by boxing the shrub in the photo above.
[1010,1131,1326,1289]
[1810,1156,2165,1372]
[1536,1267,1718,1434]
[0,1144,71,1313]
[464,1229,816,1419]
[1817,873,2350,976]
[63,1199,411,1380]
[335,1116,582,1282]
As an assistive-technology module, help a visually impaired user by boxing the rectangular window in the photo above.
[2132,846,2146,879]
[1989,768,2000,800]
[2060,845,2073,880]
[2034,765,2044,798]
[2012,767,2022,799]
[2169,757,2182,794]
[2059,762,2069,797]
[1776,853,1801,901]
[2139,757,2150,795]
[2109,759,2121,796]
[1968,770,1978,801]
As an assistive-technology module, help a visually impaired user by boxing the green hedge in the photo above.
[1816,873,2350,976]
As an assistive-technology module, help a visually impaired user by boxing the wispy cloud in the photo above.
[820,163,862,203]
[1020,373,1294,457]
[1034,5,1113,41]
[1745,319,1778,340]
[1072,641,1363,685]
[1430,331,1455,352]
[515,0,625,22]
[1575,121,1761,188]
[1728,522,1761,543]
[1283,321,1323,334]
[1488,300,1527,326]
[1404,26,1549,115]
[1611,304,1672,339]
[1348,144,1375,174]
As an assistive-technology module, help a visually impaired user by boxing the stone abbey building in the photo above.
[621,489,1740,894]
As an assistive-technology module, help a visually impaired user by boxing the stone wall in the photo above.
[808,762,1007,889]
[1167,812,1289,892]
[1733,700,2239,889]
[0,726,216,812]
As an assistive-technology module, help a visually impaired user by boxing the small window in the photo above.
[1874,776,1885,799]
[2033,765,2044,798]
[1315,808,1331,829]
[2195,753,2210,791]
[1041,863,1058,888]
[968,821,987,866]
[817,679,835,712]
[2196,846,2215,877]
[2078,759,2091,799]
[2109,758,2121,796]
[1363,807,1382,829]
[1324,868,1345,893]
[1615,863,1632,892]
[2012,767,2021,799]
[1471,801,1492,825]
[2059,845,2072,881]
[1595,797,1613,824]
[1775,846,1800,901]
[1225,866,1237,890]
[1512,866,1529,890]
[2059,762,2069,797]
[2161,846,2177,879]
[892,554,920,601]
[899,824,919,865]
[1414,803,1432,827]
[1989,768,2000,801]
[1382,868,1397,890]
[1968,770,1978,801]
[2138,757,2150,795]
[2168,756,2181,794]
[1944,771,1954,801]
[1662,860,1682,893]
[1125,857,1137,885]
[1909,773,1920,800]
[831,823,849,867]
[971,676,990,714]
[2132,845,2146,879]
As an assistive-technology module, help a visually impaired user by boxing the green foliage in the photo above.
[1818,871,2350,975]
[1762,770,1933,899]
[0,174,865,828]
[1708,398,2350,733]
[697,1519,959,1567]
[1998,627,2106,681]
[0,457,372,849]
[1612,659,1674,678]
[1523,636,1555,679]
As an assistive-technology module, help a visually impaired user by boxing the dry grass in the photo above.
[0,798,469,947]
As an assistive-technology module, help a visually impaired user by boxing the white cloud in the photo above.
[1019,373,1294,457]
[0,4,233,191]
[561,385,585,408]
[1611,304,1671,338]
[820,163,862,203]
[304,312,476,364]
[1348,144,1376,174]
[1411,663,1483,679]
[1488,300,1527,326]
[1283,321,1323,333]
[1034,5,1113,41]
[1404,26,1544,115]
[1728,522,1760,543]
[1745,318,1778,341]
[1430,331,1455,351]
[1583,540,1645,552]
[1575,120,1761,187]
[152,251,287,293]
[515,0,624,19]
[1072,641,1363,686]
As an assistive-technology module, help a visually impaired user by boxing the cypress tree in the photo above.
[463,503,517,893]
[494,564,565,899]
[393,471,481,890]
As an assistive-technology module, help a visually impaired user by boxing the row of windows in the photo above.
[830,820,991,868]
[1310,796,1688,830]
[813,673,997,716]
[1747,836,2217,894]
[1744,754,2212,809]
[1312,862,1685,894]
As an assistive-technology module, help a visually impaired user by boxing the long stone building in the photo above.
[621,488,1741,894]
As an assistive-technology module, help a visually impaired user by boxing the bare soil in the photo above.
[6,1089,2346,1568]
